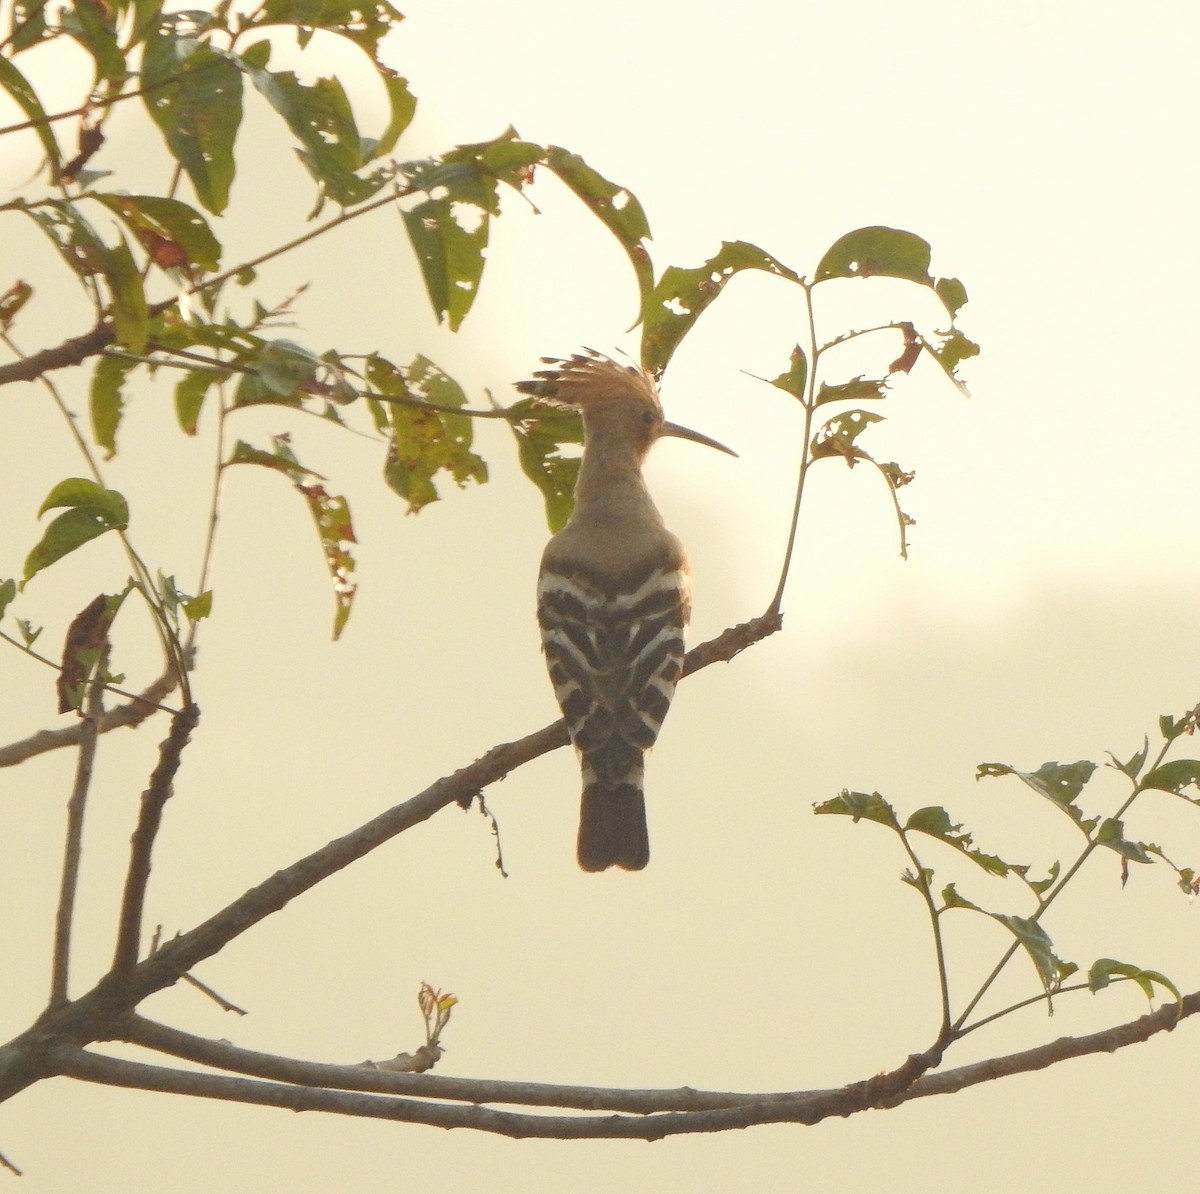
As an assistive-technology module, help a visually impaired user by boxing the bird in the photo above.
[516,350,736,871]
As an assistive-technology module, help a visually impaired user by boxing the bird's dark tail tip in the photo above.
[578,781,649,871]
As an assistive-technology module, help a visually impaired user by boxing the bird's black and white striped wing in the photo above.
[537,554,690,870]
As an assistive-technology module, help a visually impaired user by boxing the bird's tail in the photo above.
[578,759,648,871]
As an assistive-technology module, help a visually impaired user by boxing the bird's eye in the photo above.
[642,410,656,425]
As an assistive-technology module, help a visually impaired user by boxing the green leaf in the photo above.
[0,578,16,620]
[0,54,63,175]
[256,0,405,57]
[815,376,888,406]
[813,789,901,830]
[991,913,1069,993]
[935,276,968,318]
[90,193,222,273]
[1142,759,1200,801]
[904,805,1011,877]
[17,199,111,285]
[143,29,243,214]
[543,146,654,321]
[940,882,981,912]
[1088,958,1181,1005]
[815,226,932,284]
[182,590,213,622]
[1159,712,1189,742]
[402,198,488,331]
[977,759,1099,834]
[234,339,322,406]
[66,0,126,83]
[298,483,356,639]
[368,354,488,512]
[23,479,130,583]
[248,66,385,206]
[767,347,808,401]
[226,437,356,638]
[175,368,226,435]
[370,70,417,158]
[1013,859,1060,898]
[503,397,583,532]
[927,327,980,393]
[9,0,50,50]
[90,354,135,458]
[227,437,321,477]
[1108,736,1149,782]
[810,409,884,464]
[1095,817,1153,864]
[37,477,130,523]
[436,130,545,209]
[640,240,799,376]
[103,236,149,352]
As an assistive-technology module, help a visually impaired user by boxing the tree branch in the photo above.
[110,704,202,977]
[50,990,1200,1138]
[0,321,114,388]
[50,688,102,1006]
[0,664,179,768]
[0,614,782,1107]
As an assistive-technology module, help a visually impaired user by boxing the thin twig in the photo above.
[768,283,819,616]
[181,973,247,1016]
[49,673,104,1006]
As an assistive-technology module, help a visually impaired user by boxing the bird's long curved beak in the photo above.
[661,421,738,457]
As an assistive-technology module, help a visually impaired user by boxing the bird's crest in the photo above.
[515,349,661,414]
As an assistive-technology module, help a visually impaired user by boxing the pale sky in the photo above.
[3,1,1200,1189]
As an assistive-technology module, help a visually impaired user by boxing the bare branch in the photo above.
[110,704,202,978]
[102,613,783,1007]
[52,1039,944,1138]
[0,663,180,769]
[0,321,114,388]
[50,685,102,1006]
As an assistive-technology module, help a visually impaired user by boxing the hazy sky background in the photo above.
[3,1,1200,1189]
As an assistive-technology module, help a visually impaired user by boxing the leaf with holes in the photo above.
[504,397,583,533]
[365,354,487,513]
[1141,759,1200,803]
[544,147,654,321]
[977,759,1099,835]
[904,805,1011,877]
[248,66,386,207]
[815,226,933,284]
[90,193,222,274]
[810,409,884,465]
[143,28,243,214]
[815,376,888,406]
[402,198,488,331]
[226,438,356,638]
[641,240,799,376]
[256,0,405,56]
[813,789,901,830]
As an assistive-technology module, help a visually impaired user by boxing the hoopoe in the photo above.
[517,350,735,871]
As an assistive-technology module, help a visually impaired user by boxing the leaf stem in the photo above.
[954,733,1177,1031]
[768,281,818,616]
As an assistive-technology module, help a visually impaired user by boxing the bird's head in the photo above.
[515,349,736,460]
